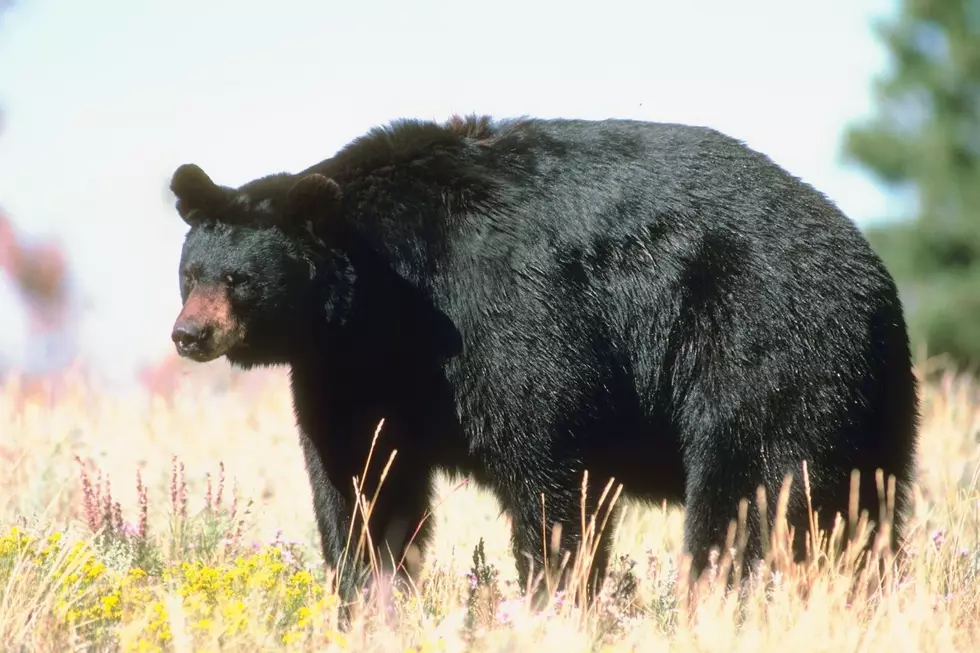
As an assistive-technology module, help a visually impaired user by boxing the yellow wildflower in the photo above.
[101,593,122,619]
[325,629,348,648]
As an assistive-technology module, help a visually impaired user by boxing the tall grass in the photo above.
[0,357,977,651]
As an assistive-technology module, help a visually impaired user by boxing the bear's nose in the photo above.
[171,323,211,351]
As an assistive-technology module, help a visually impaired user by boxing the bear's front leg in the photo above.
[298,430,366,604]
[491,453,620,608]
[299,423,435,610]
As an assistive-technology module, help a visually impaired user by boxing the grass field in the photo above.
[1,356,978,652]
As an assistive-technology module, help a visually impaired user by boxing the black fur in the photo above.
[169,115,919,607]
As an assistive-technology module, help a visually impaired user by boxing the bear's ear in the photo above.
[170,163,229,225]
[284,173,344,238]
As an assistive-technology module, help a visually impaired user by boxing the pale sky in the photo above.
[0,0,905,388]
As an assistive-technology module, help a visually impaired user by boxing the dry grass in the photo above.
[0,357,978,652]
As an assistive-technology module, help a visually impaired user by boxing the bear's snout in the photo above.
[171,321,213,357]
[172,283,242,361]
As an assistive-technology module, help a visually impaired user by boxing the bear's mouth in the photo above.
[171,284,244,362]
[174,336,236,362]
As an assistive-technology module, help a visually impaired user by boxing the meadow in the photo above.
[0,355,978,652]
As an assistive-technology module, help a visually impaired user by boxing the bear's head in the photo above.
[168,162,351,367]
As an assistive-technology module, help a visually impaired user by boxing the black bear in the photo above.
[168,114,918,606]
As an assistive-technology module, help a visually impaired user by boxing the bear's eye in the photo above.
[225,272,247,287]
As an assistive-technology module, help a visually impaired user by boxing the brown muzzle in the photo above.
[171,284,243,362]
